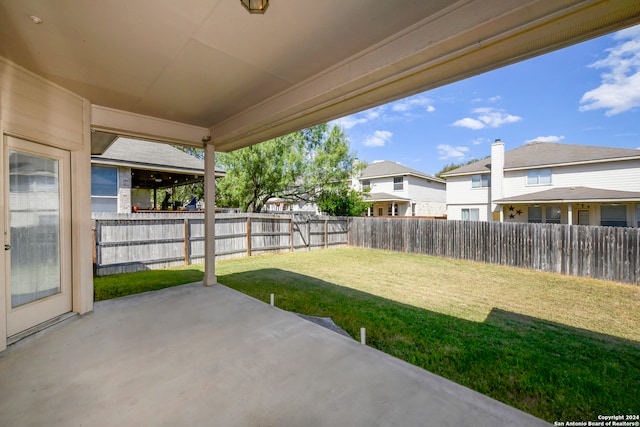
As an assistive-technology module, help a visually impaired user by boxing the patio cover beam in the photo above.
[203,144,217,286]
[91,105,210,148]
[210,1,640,152]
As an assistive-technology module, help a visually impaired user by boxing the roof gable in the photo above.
[92,137,224,174]
[442,142,640,176]
[361,160,443,183]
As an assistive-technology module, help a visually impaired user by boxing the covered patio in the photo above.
[495,186,640,226]
[365,193,411,217]
[1,0,640,423]
[0,282,549,426]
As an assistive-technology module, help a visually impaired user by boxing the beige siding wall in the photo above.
[446,204,491,221]
[406,176,446,203]
[502,160,640,197]
[0,60,85,150]
[369,176,408,197]
[1,57,93,350]
[446,176,491,205]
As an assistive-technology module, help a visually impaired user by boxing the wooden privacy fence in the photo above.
[348,217,640,285]
[93,213,348,276]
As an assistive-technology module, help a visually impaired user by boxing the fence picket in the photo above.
[347,218,639,285]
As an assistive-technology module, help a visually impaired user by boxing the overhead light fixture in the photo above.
[240,0,268,14]
[30,15,43,24]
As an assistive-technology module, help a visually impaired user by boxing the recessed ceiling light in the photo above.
[30,15,43,24]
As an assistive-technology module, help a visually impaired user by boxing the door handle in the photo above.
[4,244,10,250]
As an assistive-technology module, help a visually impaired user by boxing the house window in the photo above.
[471,174,490,188]
[527,168,552,185]
[387,203,398,216]
[600,205,627,227]
[393,176,403,191]
[637,205,640,227]
[461,208,479,221]
[528,206,542,223]
[546,206,561,224]
[91,165,118,212]
[361,179,370,191]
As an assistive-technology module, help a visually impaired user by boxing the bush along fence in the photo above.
[347,217,640,285]
[92,213,348,276]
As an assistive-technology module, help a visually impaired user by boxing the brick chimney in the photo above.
[490,139,504,218]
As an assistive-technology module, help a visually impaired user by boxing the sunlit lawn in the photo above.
[94,248,640,422]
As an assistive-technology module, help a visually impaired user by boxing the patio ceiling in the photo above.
[1,1,639,152]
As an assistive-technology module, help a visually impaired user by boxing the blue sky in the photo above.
[332,24,640,176]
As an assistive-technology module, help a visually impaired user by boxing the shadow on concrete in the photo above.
[218,268,640,422]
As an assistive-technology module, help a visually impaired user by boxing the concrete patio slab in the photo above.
[0,283,550,426]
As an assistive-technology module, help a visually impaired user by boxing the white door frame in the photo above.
[3,136,72,337]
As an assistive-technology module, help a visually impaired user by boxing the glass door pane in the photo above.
[9,150,61,307]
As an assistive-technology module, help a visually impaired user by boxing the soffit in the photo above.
[1,1,640,151]
[0,0,447,125]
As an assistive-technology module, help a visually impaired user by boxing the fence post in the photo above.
[184,218,190,266]
[324,219,328,249]
[307,218,311,251]
[246,216,252,257]
[290,217,294,253]
[92,223,98,277]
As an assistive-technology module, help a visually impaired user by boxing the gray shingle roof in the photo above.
[361,160,444,183]
[442,142,640,176]
[495,186,640,203]
[92,137,224,175]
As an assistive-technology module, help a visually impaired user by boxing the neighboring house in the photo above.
[264,198,320,215]
[356,161,446,217]
[442,140,640,227]
[91,137,225,213]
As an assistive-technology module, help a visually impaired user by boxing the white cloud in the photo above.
[488,96,502,102]
[331,106,386,129]
[471,137,488,145]
[390,96,435,113]
[579,26,640,116]
[452,117,485,129]
[363,130,393,147]
[452,107,522,129]
[613,25,640,41]
[332,116,368,130]
[526,135,565,143]
[437,144,469,160]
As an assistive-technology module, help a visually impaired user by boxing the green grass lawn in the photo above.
[93,248,640,422]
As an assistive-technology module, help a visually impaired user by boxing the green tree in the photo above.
[317,187,371,216]
[216,124,361,213]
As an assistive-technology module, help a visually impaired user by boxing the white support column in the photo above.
[391,202,395,216]
[567,204,573,225]
[203,143,217,286]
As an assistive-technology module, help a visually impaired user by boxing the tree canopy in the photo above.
[316,187,371,217]
[216,123,364,213]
